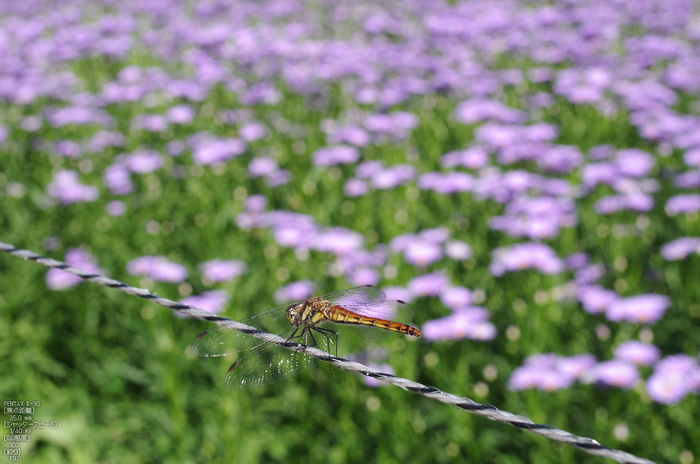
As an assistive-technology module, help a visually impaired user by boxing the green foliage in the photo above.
[1,64,698,464]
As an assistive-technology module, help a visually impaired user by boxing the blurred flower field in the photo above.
[1,0,699,462]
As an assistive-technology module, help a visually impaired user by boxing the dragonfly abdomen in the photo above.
[327,305,422,337]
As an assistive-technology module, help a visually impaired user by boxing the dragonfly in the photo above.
[191,285,422,391]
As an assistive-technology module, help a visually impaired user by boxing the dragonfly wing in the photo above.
[321,285,386,306]
[224,327,336,391]
[322,286,414,323]
[191,301,301,357]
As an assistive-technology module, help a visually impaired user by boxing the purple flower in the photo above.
[606,294,671,324]
[124,150,163,174]
[133,114,168,132]
[245,195,268,212]
[382,286,413,303]
[248,158,279,178]
[445,240,473,260]
[660,237,700,260]
[356,160,384,178]
[127,256,188,283]
[331,126,370,147]
[577,285,619,314]
[455,99,525,125]
[665,194,700,216]
[614,341,661,366]
[103,163,134,195]
[490,242,564,276]
[439,286,472,309]
[240,122,268,142]
[347,267,381,286]
[557,354,598,380]
[313,228,364,255]
[675,169,700,189]
[614,149,655,177]
[418,172,474,194]
[47,170,99,204]
[371,165,416,189]
[566,253,590,270]
[107,200,126,216]
[344,178,369,197]
[408,271,449,297]
[167,105,195,125]
[363,112,418,140]
[647,354,700,404]
[46,106,112,127]
[683,148,700,167]
[54,140,82,158]
[441,146,490,169]
[582,360,640,389]
[199,259,247,283]
[423,307,495,341]
[274,280,317,303]
[46,248,105,291]
[536,145,583,173]
[193,138,246,165]
[88,131,125,152]
[508,354,595,392]
[404,241,443,267]
[312,145,361,166]
[266,169,291,187]
[180,290,230,315]
[581,162,620,188]
[575,264,606,285]
[595,194,654,214]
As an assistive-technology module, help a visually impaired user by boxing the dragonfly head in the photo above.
[285,303,302,326]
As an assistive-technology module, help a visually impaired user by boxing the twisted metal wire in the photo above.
[0,240,655,464]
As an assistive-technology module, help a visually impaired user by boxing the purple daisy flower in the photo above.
[180,290,230,316]
[423,307,495,342]
[199,259,248,283]
[167,105,195,125]
[445,240,473,260]
[582,360,640,389]
[248,157,279,178]
[240,122,268,142]
[274,280,317,303]
[606,294,671,324]
[47,170,99,204]
[124,150,163,174]
[614,341,661,366]
[439,286,472,310]
[46,248,106,291]
[660,237,700,260]
[646,354,700,404]
[245,195,268,212]
[344,178,369,197]
[193,138,246,165]
[127,256,188,283]
[408,271,450,297]
[665,194,700,216]
[490,242,564,276]
[577,285,619,315]
[313,145,360,166]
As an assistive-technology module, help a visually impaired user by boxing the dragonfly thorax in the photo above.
[285,298,332,327]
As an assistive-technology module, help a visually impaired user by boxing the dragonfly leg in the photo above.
[313,327,338,368]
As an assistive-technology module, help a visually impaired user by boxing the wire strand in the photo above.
[0,240,656,464]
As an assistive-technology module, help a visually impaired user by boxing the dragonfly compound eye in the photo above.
[285,304,298,325]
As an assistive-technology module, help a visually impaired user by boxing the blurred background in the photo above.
[1,0,699,462]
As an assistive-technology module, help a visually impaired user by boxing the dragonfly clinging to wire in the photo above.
[191,285,422,391]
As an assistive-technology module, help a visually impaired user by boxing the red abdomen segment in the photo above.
[327,306,422,337]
